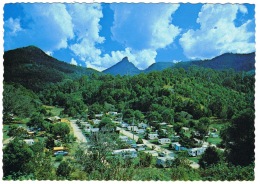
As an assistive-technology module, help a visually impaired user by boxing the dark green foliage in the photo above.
[56,161,72,178]
[221,108,255,166]
[136,138,143,144]
[3,138,34,177]
[138,152,153,167]
[51,123,70,138]
[27,113,50,131]
[199,164,254,181]
[4,46,101,91]
[3,83,41,119]
[7,125,27,138]
[199,147,221,168]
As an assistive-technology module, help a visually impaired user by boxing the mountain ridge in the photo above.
[4,46,101,91]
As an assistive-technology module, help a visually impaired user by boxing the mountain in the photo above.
[4,46,101,91]
[144,62,175,73]
[103,57,141,76]
[175,52,255,72]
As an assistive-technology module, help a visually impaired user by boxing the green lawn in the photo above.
[207,137,222,145]
[43,105,64,116]
[188,156,201,163]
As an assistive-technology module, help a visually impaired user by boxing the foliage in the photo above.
[51,123,70,138]
[199,163,254,181]
[221,108,255,166]
[199,147,221,168]
[3,138,34,177]
[136,137,143,144]
[56,161,72,178]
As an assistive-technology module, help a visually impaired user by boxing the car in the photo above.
[54,151,68,156]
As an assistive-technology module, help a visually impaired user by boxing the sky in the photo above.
[4,3,255,71]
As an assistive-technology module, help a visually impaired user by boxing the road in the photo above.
[70,120,88,143]
[118,127,200,169]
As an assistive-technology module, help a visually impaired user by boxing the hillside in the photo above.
[144,62,175,73]
[4,46,101,91]
[103,57,141,76]
[175,52,255,72]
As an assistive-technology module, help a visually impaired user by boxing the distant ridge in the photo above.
[102,52,255,76]
[103,57,141,76]
[175,52,255,72]
[144,62,175,73]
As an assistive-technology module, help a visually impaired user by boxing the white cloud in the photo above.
[4,4,74,51]
[179,4,255,59]
[4,18,22,35]
[4,4,180,71]
[70,58,78,66]
[110,3,180,50]
[45,51,53,56]
[22,4,74,50]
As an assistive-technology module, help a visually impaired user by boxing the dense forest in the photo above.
[2,46,255,180]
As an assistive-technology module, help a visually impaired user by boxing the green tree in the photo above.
[199,147,221,168]
[136,138,143,144]
[7,125,27,138]
[138,152,153,167]
[222,108,255,166]
[3,138,34,177]
[51,123,70,138]
[56,161,72,179]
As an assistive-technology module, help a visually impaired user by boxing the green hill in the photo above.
[4,46,101,91]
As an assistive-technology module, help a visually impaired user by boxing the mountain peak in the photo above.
[103,57,140,76]
[121,56,129,62]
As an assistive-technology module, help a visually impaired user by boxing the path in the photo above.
[70,120,88,143]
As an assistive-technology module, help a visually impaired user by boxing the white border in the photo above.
[0,0,258,184]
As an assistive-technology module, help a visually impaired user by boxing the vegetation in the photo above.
[3,46,255,180]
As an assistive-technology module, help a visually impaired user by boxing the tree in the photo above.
[136,138,143,144]
[222,108,255,166]
[99,117,116,132]
[27,113,50,131]
[51,123,70,138]
[138,152,153,167]
[199,147,221,168]
[7,125,27,138]
[56,161,72,178]
[3,138,34,177]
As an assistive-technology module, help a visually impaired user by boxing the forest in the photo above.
[2,48,255,180]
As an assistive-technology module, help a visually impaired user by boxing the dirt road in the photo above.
[70,120,88,143]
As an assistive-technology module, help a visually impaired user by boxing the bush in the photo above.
[55,155,63,162]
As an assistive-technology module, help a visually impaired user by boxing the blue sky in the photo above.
[4,3,255,71]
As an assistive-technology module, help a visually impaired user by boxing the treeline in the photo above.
[37,66,254,121]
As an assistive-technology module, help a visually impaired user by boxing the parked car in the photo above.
[54,151,68,156]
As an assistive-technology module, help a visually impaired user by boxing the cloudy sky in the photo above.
[4,3,255,71]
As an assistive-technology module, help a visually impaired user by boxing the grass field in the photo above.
[43,105,64,116]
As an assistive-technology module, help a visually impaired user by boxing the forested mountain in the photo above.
[4,46,101,91]
[175,52,255,72]
[103,57,140,76]
[102,52,255,76]
[144,62,175,73]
